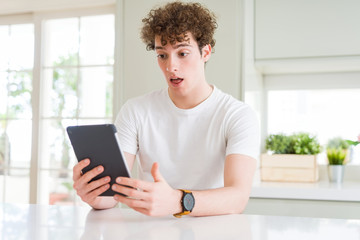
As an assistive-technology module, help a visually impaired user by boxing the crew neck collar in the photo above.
[165,85,217,114]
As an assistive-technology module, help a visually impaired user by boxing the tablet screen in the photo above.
[67,124,131,196]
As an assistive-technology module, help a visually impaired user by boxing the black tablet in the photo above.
[67,124,131,196]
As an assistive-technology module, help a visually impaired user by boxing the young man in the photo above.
[73,2,259,217]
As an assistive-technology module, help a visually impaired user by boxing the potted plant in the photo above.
[346,135,360,162]
[261,132,322,182]
[326,137,349,183]
[326,136,360,183]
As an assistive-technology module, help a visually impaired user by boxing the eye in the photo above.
[179,52,189,57]
[157,53,167,59]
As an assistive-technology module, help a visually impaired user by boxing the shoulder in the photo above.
[125,89,166,107]
[214,87,257,119]
[121,89,167,113]
[115,89,167,128]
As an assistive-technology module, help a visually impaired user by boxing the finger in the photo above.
[112,184,148,200]
[82,184,110,203]
[151,162,165,182]
[132,207,151,216]
[115,177,153,191]
[83,176,111,195]
[81,165,104,185]
[114,194,149,209]
[74,165,104,192]
[73,158,90,181]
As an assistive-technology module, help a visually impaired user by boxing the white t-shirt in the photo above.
[115,86,260,190]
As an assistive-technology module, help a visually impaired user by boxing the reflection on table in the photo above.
[1,203,360,240]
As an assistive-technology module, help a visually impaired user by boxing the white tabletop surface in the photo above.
[1,203,360,240]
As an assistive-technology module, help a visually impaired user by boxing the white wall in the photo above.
[254,0,360,75]
[255,0,360,60]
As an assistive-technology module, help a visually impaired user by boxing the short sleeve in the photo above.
[225,104,260,160]
[114,101,138,155]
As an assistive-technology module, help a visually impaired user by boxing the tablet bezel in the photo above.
[67,124,132,196]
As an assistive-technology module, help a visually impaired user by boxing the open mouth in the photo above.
[170,77,184,84]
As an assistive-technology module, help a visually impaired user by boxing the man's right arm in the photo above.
[72,152,136,210]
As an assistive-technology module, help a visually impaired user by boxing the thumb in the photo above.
[151,162,165,182]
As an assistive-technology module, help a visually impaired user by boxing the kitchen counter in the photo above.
[1,203,360,240]
[251,166,360,201]
[251,179,360,201]
[244,169,360,219]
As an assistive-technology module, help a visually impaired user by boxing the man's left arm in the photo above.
[189,153,256,216]
[112,153,256,217]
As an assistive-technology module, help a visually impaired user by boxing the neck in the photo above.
[169,83,213,109]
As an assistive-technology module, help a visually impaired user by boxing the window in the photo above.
[39,14,115,205]
[0,23,34,203]
[266,77,360,165]
[0,9,115,205]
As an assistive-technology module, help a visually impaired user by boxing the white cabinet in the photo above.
[255,0,360,60]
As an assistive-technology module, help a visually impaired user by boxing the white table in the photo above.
[1,203,360,240]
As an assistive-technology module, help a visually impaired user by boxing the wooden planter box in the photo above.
[260,154,319,182]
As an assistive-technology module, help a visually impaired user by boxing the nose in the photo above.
[166,55,178,72]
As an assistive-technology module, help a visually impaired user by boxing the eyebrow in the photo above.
[155,43,193,50]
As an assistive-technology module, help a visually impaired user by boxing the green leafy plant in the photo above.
[265,133,321,155]
[326,148,347,165]
[265,134,293,154]
[326,137,350,165]
[346,140,360,147]
[327,137,350,150]
[293,133,322,155]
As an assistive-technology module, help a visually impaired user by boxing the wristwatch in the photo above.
[173,189,195,218]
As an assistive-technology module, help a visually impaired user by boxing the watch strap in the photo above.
[173,189,194,218]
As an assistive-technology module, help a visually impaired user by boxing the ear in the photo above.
[201,44,212,62]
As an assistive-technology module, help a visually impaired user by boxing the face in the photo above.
[155,32,211,97]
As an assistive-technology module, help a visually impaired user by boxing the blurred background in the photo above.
[0,0,359,206]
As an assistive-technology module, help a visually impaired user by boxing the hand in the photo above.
[72,158,111,207]
[112,162,182,216]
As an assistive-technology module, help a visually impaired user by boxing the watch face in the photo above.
[183,193,195,211]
